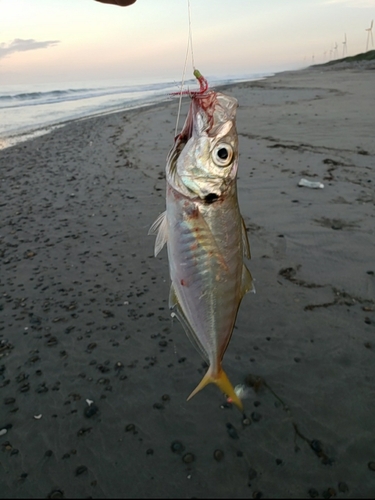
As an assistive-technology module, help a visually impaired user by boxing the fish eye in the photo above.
[212,143,233,167]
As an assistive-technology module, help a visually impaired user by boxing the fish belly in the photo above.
[166,185,243,369]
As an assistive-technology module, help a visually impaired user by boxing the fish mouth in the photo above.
[177,91,217,144]
[173,102,195,151]
[166,91,217,177]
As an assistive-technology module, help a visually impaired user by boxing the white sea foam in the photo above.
[0,73,271,150]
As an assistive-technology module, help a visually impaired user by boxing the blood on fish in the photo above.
[187,207,200,219]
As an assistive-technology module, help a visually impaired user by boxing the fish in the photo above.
[149,72,254,411]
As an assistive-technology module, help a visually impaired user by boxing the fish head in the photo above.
[167,91,239,200]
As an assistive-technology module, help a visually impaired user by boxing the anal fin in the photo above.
[169,284,209,363]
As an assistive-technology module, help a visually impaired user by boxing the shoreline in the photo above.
[4,59,372,153]
[0,73,273,151]
[0,95,172,151]
[1,64,375,498]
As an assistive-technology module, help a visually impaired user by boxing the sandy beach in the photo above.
[1,65,375,498]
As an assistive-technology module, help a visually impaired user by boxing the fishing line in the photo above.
[174,0,196,137]
[187,0,195,70]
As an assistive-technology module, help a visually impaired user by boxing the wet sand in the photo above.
[1,65,375,498]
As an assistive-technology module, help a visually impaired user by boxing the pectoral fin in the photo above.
[148,211,168,256]
[187,365,243,412]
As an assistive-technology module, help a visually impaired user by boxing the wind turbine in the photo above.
[366,20,374,51]
[333,42,338,59]
[342,33,348,57]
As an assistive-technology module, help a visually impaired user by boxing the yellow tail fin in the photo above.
[187,366,243,412]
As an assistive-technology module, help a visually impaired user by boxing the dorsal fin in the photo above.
[241,217,251,259]
[241,264,255,298]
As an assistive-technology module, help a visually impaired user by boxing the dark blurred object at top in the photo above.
[95,0,136,7]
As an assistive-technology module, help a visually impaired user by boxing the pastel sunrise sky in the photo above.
[1,0,374,85]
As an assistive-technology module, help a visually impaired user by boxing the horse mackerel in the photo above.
[149,74,254,411]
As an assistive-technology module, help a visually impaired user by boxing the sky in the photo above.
[0,0,375,86]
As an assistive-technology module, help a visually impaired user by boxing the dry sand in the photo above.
[0,65,375,498]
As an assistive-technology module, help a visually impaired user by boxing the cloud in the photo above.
[0,38,60,60]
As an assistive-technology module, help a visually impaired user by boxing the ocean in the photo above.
[0,73,270,150]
